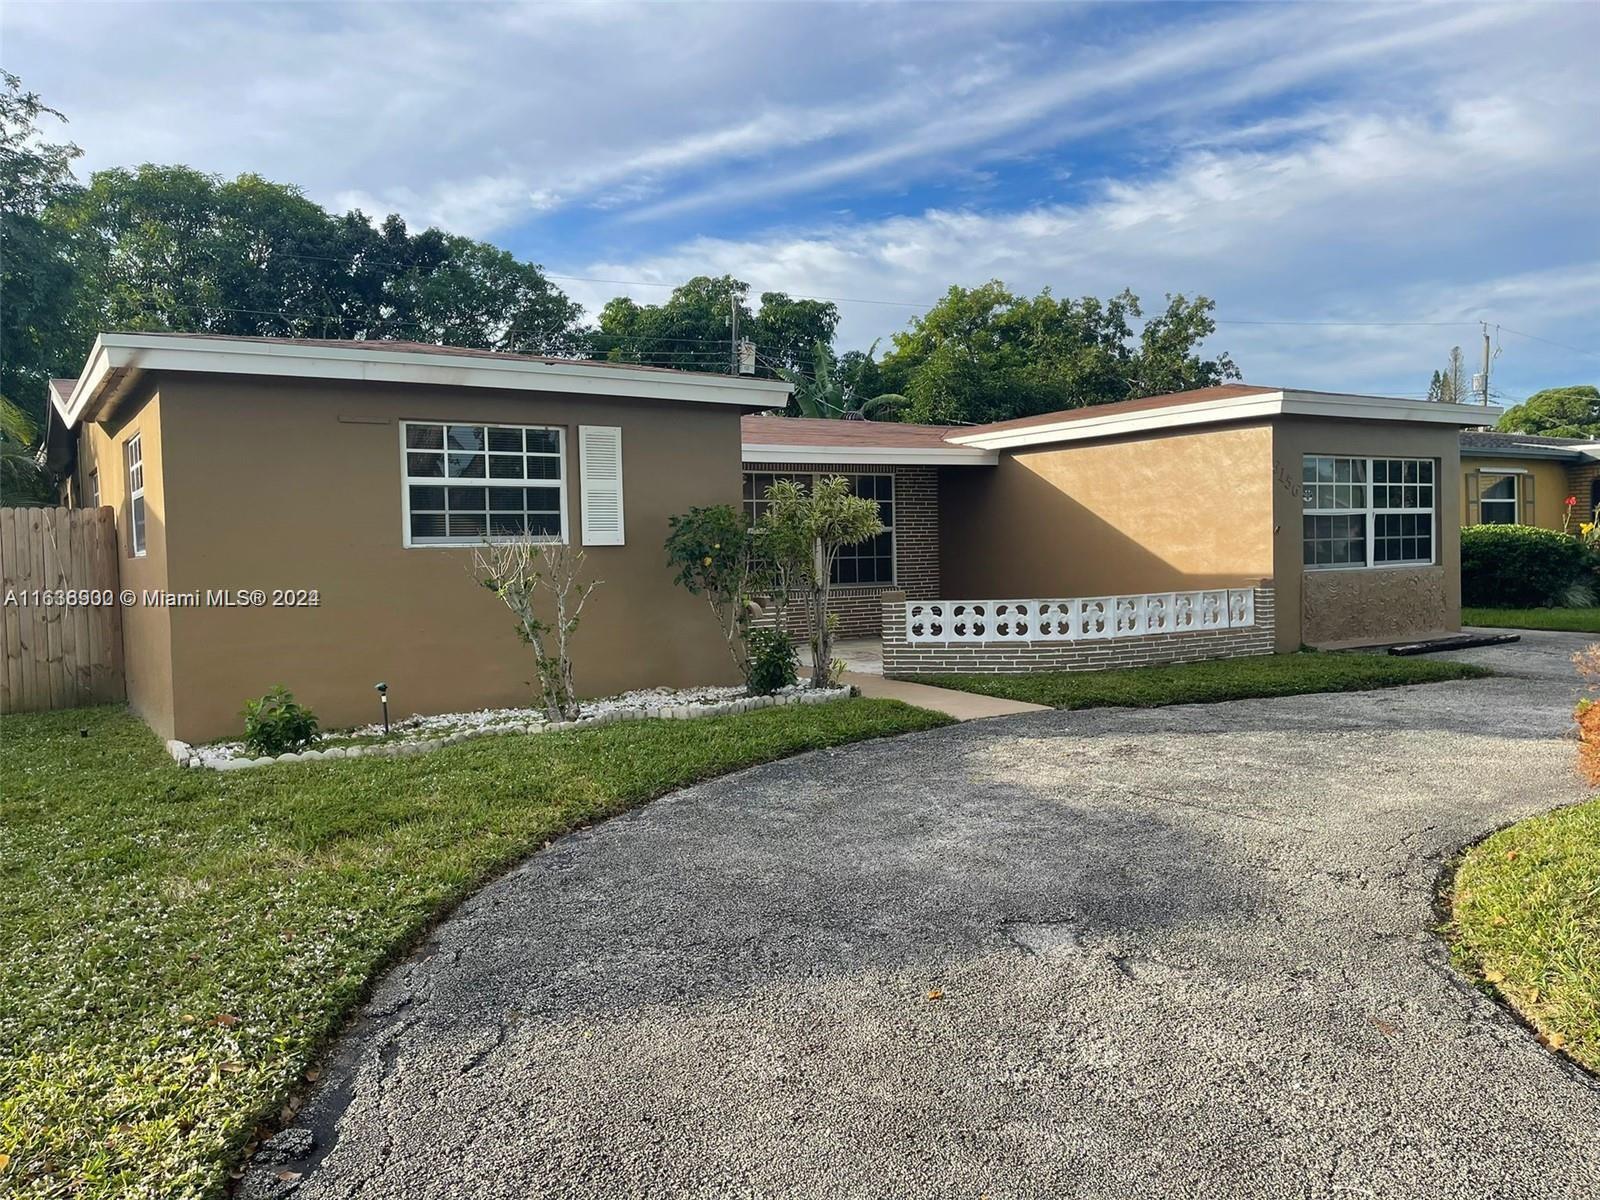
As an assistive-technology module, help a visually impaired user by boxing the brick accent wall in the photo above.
[1568,461,1600,519]
[880,586,1276,674]
[744,462,939,638]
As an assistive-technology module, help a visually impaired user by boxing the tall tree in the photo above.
[779,340,904,420]
[591,275,837,375]
[0,71,87,425]
[54,165,583,353]
[1429,345,1471,405]
[750,292,839,374]
[1495,385,1600,438]
[877,282,1238,425]
[592,275,751,371]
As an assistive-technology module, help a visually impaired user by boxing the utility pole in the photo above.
[1479,321,1492,406]
[730,292,739,375]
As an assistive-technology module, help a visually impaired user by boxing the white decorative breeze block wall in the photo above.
[882,584,1275,675]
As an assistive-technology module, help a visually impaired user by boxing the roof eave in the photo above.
[1460,443,1588,462]
[55,333,790,428]
[948,391,1503,451]
[741,443,998,466]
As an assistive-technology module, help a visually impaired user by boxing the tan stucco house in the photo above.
[1458,430,1600,529]
[739,384,1495,656]
[48,334,1495,741]
[49,333,787,742]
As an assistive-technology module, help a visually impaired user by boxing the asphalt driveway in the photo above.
[252,632,1600,1199]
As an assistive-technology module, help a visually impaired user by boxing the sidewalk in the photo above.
[841,670,1051,722]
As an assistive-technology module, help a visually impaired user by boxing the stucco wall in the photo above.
[1460,457,1568,528]
[145,374,742,742]
[939,423,1276,599]
[77,382,177,737]
[1271,417,1462,650]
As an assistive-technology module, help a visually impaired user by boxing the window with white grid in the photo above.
[124,434,146,557]
[402,422,565,546]
[1302,455,1434,570]
[741,471,895,585]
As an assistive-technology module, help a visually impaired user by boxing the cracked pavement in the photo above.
[247,631,1600,1199]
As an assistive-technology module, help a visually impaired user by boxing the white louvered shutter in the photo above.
[579,425,625,545]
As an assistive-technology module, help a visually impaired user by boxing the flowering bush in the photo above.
[1574,645,1600,784]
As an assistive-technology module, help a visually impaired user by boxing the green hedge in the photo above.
[1460,524,1592,607]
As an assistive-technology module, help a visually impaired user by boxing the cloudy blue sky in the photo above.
[7,1,1598,401]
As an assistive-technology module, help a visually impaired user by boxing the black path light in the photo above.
[374,682,390,736]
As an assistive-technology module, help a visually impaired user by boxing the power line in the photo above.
[1495,325,1597,358]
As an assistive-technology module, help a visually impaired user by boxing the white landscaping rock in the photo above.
[185,678,850,769]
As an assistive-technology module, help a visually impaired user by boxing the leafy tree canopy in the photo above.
[1,71,86,425]
[1495,385,1600,439]
[55,166,585,358]
[876,282,1238,425]
[779,340,904,420]
[591,275,838,375]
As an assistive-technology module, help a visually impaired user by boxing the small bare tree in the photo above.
[472,536,601,721]
[759,476,884,689]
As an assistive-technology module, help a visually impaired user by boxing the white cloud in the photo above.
[4,0,1594,393]
[576,79,1600,397]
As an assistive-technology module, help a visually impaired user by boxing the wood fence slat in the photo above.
[0,506,124,714]
[0,510,15,712]
[14,509,40,710]
[39,510,67,711]
[71,511,94,701]
[55,512,82,704]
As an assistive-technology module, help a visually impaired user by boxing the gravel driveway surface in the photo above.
[250,632,1600,1199]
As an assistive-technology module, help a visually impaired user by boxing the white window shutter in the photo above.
[579,425,625,545]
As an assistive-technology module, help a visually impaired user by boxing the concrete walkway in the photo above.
[842,668,1051,720]
[247,631,1600,1200]
[827,637,1051,720]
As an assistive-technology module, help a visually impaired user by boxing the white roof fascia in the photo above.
[948,390,1503,451]
[55,333,791,427]
[740,444,998,466]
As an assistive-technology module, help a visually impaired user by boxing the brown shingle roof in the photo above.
[740,415,973,449]
[957,384,1280,436]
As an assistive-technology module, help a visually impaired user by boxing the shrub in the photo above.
[664,504,766,683]
[241,686,319,756]
[745,626,798,694]
[1460,524,1592,607]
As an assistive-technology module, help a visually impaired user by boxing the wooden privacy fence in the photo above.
[0,506,125,714]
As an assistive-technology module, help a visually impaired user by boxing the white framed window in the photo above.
[1302,455,1435,570]
[124,434,146,557]
[401,421,566,547]
[741,470,895,585]
[87,469,99,509]
[1478,472,1520,524]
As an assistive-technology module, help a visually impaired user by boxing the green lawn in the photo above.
[912,651,1489,710]
[1463,606,1600,634]
[0,699,950,1198]
[1449,798,1600,1074]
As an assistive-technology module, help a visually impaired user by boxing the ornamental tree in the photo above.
[756,476,884,689]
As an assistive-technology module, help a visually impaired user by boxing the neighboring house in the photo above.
[741,385,1494,653]
[43,335,1496,740]
[47,333,788,742]
[1458,430,1600,529]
